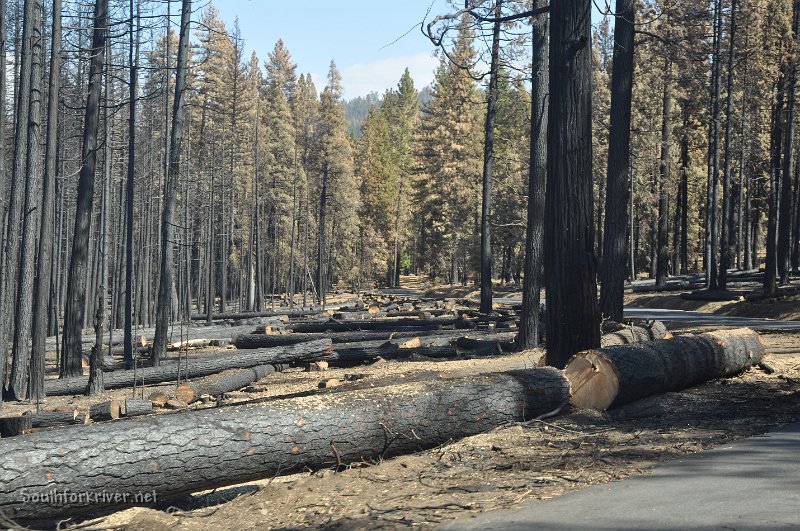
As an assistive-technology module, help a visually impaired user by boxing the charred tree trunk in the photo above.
[778,0,800,284]
[7,0,43,400]
[545,0,601,368]
[29,0,61,402]
[479,0,502,315]
[1,368,569,521]
[706,0,723,289]
[153,0,191,364]
[61,0,108,377]
[599,0,635,322]
[0,0,36,403]
[765,70,786,295]
[719,0,739,289]
[124,0,139,369]
[517,1,549,351]
[656,53,672,288]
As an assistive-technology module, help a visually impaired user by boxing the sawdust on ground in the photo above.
[66,331,800,531]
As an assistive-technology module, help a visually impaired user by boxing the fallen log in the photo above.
[175,364,280,403]
[565,328,765,410]
[121,400,154,417]
[89,401,121,421]
[600,321,671,346]
[189,308,329,321]
[0,367,568,521]
[287,316,517,334]
[234,329,487,349]
[44,339,332,396]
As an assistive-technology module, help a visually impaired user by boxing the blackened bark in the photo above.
[719,0,739,289]
[656,55,672,288]
[765,71,786,294]
[124,0,139,368]
[778,0,800,284]
[479,0,502,314]
[0,0,36,403]
[8,0,43,400]
[317,164,328,306]
[152,0,192,364]
[545,0,601,368]
[706,0,723,289]
[599,0,635,322]
[29,0,60,402]
[517,2,548,350]
[61,0,108,377]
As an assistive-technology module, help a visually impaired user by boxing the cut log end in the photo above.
[564,350,619,410]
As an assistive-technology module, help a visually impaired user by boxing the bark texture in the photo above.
[544,0,601,368]
[517,2,549,350]
[566,328,764,410]
[599,0,635,322]
[0,368,569,521]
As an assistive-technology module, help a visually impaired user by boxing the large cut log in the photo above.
[565,328,765,410]
[175,364,279,403]
[0,368,568,521]
[44,339,332,396]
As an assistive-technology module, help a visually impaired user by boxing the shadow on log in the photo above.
[565,328,765,410]
[0,368,569,521]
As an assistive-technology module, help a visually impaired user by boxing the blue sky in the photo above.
[214,0,445,99]
[213,1,608,100]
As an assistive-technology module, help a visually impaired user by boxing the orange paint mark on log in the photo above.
[290,446,300,454]
[44,471,55,481]
[295,418,306,427]
[247,447,257,456]
[243,431,252,441]
[151,462,159,473]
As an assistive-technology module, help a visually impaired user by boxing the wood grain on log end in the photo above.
[564,350,619,410]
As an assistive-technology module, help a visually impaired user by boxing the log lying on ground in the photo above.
[235,328,493,349]
[0,367,568,521]
[1,410,92,438]
[189,307,331,321]
[565,328,765,410]
[175,364,280,403]
[44,339,332,396]
[600,321,671,346]
[288,316,516,334]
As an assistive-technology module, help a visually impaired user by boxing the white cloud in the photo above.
[340,53,438,99]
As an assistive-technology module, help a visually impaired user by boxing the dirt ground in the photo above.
[57,329,800,531]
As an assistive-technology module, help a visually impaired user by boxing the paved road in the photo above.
[490,296,800,331]
[440,422,800,530]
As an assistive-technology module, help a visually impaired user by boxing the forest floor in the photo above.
[66,328,800,531]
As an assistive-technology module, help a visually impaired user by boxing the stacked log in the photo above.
[44,339,332,396]
[565,328,765,410]
[0,368,569,521]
